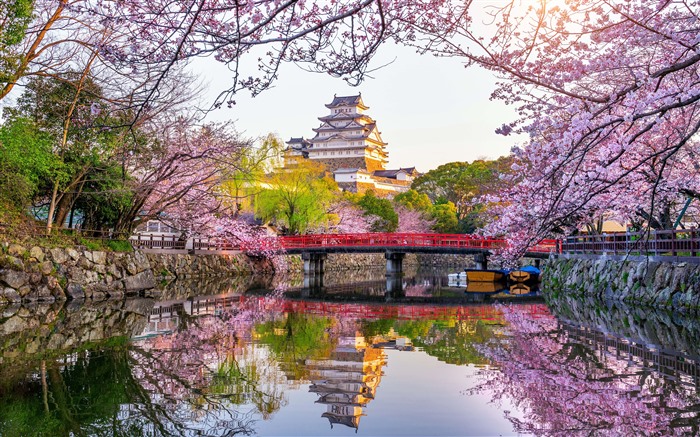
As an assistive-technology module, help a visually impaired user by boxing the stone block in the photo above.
[1,288,21,303]
[40,261,54,275]
[1,270,28,289]
[7,244,25,257]
[50,248,69,264]
[66,248,80,261]
[29,246,45,262]
[123,270,156,291]
[92,251,106,265]
[66,283,85,300]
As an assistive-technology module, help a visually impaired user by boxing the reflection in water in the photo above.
[470,298,700,435]
[3,272,700,435]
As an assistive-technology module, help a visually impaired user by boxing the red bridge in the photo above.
[244,233,560,275]
[250,233,559,256]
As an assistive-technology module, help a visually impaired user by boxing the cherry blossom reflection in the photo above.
[469,304,700,435]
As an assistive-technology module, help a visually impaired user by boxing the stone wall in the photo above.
[543,256,700,312]
[0,239,478,304]
[0,242,276,303]
[287,253,476,271]
[0,298,153,360]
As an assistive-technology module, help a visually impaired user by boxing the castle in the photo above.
[286,94,418,196]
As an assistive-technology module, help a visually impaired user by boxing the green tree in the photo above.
[73,164,133,232]
[412,158,514,233]
[430,201,459,233]
[0,0,33,90]
[357,190,398,232]
[394,189,432,212]
[0,117,57,207]
[4,74,125,230]
[255,313,336,380]
[256,160,338,234]
[220,133,284,215]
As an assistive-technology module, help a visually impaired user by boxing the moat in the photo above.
[2,269,700,436]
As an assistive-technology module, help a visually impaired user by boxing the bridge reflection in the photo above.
[561,321,700,388]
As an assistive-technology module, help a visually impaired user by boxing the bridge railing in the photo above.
[129,232,561,255]
[561,229,700,257]
[276,233,560,254]
[277,233,507,250]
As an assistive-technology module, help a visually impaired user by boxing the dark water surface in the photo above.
[2,269,700,436]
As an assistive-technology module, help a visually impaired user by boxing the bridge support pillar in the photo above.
[302,252,327,275]
[385,275,404,299]
[385,251,406,275]
[303,273,324,293]
[474,253,489,270]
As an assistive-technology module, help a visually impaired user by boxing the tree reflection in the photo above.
[255,312,337,381]
[469,304,700,435]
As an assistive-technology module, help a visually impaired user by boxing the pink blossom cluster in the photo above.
[469,304,697,435]
[404,1,700,257]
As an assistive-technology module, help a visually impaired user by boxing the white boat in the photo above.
[447,272,467,287]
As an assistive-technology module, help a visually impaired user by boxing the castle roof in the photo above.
[372,167,418,179]
[318,113,374,123]
[325,94,368,110]
[287,137,311,145]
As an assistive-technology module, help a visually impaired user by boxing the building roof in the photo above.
[318,113,374,123]
[334,168,371,174]
[287,137,311,145]
[372,167,418,179]
[313,120,369,132]
[325,94,368,110]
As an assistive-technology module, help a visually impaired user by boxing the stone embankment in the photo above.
[316,253,474,271]
[0,240,473,303]
[543,256,700,312]
[0,242,278,303]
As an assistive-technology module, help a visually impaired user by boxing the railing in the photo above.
[274,233,560,254]
[192,237,239,252]
[562,229,700,257]
[129,235,242,251]
[128,232,560,255]
[130,234,186,250]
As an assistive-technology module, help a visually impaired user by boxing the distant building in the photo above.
[286,94,418,196]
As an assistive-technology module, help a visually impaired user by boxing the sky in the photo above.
[194,42,522,173]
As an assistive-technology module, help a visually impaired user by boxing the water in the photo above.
[1,269,700,436]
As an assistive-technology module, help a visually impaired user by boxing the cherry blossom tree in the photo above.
[320,198,377,234]
[395,205,435,233]
[88,0,449,110]
[404,0,700,255]
[114,120,249,233]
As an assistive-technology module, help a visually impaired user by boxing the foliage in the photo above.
[322,196,377,234]
[356,190,398,232]
[73,163,134,231]
[430,201,459,233]
[219,133,284,215]
[411,159,511,233]
[3,74,125,231]
[394,189,432,212]
[256,160,338,235]
[0,0,33,86]
[395,205,435,233]
[0,117,56,208]
[255,312,337,380]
